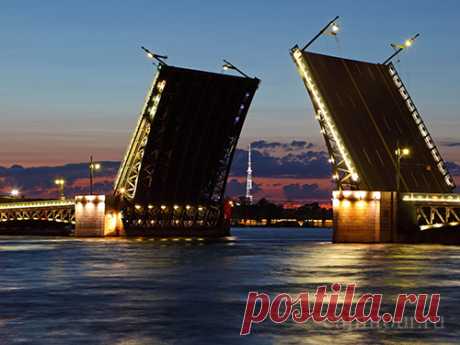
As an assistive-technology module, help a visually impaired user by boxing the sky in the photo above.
[1,0,460,167]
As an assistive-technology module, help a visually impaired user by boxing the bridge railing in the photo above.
[401,193,460,205]
[0,199,75,210]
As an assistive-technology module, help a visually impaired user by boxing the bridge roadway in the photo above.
[0,199,75,225]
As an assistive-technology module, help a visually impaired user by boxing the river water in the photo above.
[0,228,459,344]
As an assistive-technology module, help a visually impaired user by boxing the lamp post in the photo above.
[141,46,168,65]
[383,33,420,65]
[54,179,65,200]
[300,16,340,51]
[222,60,251,78]
[89,156,101,195]
[395,145,411,194]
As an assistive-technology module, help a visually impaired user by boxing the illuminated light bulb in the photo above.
[404,39,412,47]
[198,207,204,211]
[356,200,366,208]
[351,173,359,182]
[173,205,179,210]
[343,191,352,198]
[356,191,367,199]
[161,205,166,210]
[157,80,166,91]
[186,205,191,210]
[331,23,340,33]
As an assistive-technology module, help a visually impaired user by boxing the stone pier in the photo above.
[332,191,398,243]
[74,195,124,237]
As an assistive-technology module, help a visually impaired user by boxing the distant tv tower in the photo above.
[246,143,253,204]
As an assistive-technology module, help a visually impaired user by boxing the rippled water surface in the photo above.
[0,228,459,344]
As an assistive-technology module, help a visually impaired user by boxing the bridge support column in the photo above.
[332,191,398,243]
[74,195,124,237]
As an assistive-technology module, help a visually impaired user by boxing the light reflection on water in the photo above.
[0,228,459,344]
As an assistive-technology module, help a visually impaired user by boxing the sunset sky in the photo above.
[1,1,460,204]
[2,0,460,167]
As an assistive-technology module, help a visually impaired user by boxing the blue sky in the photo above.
[1,0,460,166]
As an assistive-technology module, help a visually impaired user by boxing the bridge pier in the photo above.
[74,195,124,237]
[333,191,398,243]
[333,190,460,243]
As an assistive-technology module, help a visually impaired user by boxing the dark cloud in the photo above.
[0,162,119,197]
[291,140,314,149]
[230,148,331,178]
[446,161,460,176]
[251,140,283,149]
[225,179,260,197]
[283,183,330,200]
[251,140,315,151]
[444,142,460,147]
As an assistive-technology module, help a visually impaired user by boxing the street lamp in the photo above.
[300,15,340,51]
[395,146,411,194]
[330,22,340,35]
[222,59,251,78]
[10,189,19,197]
[383,33,420,64]
[89,156,101,195]
[141,46,168,65]
[54,179,65,200]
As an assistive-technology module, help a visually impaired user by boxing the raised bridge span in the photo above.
[290,43,460,243]
[0,60,260,237]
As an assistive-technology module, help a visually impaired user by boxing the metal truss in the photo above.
[0,200,75,225]
[114,69,166,200]
[316,109,359,189]
[402,193,460,230]
[416,206,460,231]
[204,91,256,203]
[123,204,221,229]
[291,47,359,190]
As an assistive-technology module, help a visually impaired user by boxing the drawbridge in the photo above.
[113,63,259,236]
[0,61,259,237]
[291,41,460,242]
